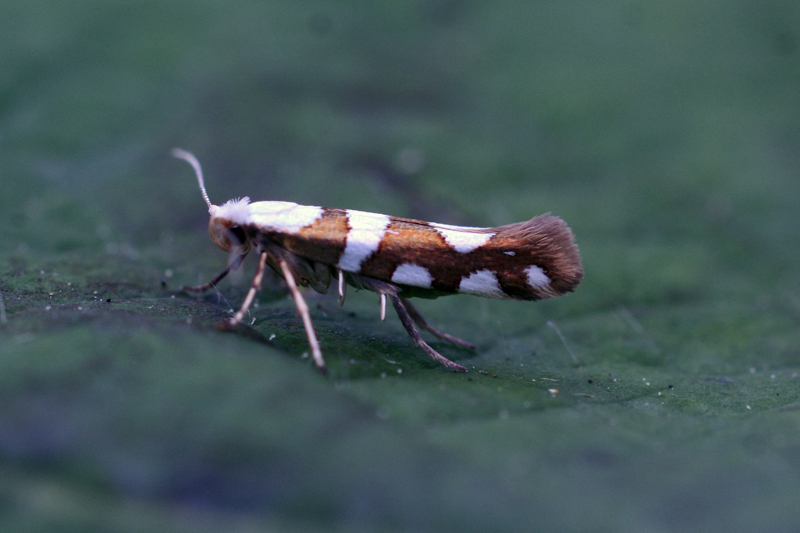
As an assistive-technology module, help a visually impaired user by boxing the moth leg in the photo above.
[279,258,326,374]
[181,253,247,292]
[229,251,268,327]
[400,297,477,350]
[389,294,467,372]
[337,269,346,306]
[379,293,387,321]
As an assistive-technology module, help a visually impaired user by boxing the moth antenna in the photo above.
[171,148,213,210]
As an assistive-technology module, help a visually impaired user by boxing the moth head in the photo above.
[208,200,251,254]
[172,148,251,254]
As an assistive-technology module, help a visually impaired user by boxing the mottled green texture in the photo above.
[2,1,800,531]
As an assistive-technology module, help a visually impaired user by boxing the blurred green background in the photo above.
[2,1,800,531]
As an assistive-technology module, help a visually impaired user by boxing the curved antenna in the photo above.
[171,148,213,209]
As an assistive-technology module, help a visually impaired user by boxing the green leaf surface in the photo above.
[2,1,800,531]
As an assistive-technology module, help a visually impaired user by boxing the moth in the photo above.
[173,149,583,373]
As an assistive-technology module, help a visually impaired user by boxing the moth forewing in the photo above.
[172,149,583,374]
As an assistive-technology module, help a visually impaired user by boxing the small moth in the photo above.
[173,149,582,373]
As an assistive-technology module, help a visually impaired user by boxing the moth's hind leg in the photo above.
[180,253,247,292]
[389,294,468,372]
[400,297,477,351]
[348,274,470,371]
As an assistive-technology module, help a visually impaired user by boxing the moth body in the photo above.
[173,149,583,373]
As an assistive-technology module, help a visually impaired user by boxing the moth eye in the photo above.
[227,226,246,247]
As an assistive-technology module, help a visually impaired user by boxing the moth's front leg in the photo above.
[229,250,268,326]
[278,258,326,373]
[180,253,247,292]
